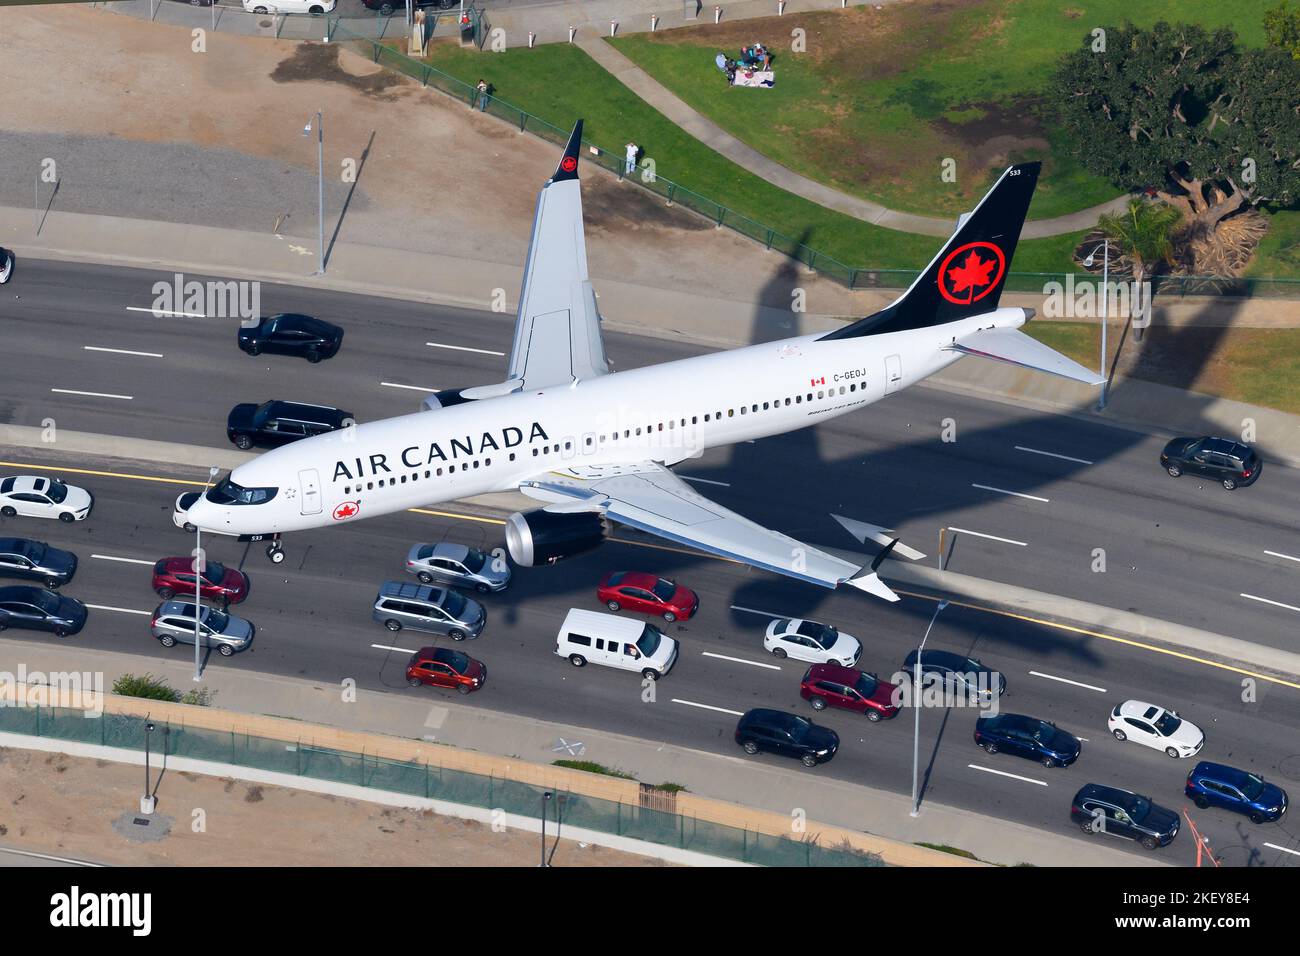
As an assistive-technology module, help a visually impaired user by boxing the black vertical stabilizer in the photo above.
[819,162,1040,340]
[551,120,584,183]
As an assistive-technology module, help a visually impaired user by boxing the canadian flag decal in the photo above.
[810,376,826,386]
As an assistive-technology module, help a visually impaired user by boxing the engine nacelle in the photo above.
[504,510,605,566]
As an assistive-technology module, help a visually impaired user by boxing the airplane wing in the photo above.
[504,120,610,391]
[517,462,901,601]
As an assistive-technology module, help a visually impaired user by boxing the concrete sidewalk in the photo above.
[0,636,1161,866]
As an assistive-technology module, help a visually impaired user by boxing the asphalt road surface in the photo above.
[2,258,1300,865]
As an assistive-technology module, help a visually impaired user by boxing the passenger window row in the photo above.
[341,383,867,496]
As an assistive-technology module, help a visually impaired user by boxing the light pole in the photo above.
[194,466,219,683]
[1083,238,1109,411]
[910,599,949,817]
[303,111,325,275]
[142,719,157,814]
[540,791,553,867]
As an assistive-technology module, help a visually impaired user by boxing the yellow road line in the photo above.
[0,460,211,487]
[892,589,1300,691]
[6,458,1295,688]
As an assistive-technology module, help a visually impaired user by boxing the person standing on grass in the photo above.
[624,141,639,176]
[476,78,490,112]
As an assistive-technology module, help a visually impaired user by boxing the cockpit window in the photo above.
[206,476,278,506]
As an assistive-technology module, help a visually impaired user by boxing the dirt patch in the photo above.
[931,95,1051,169]
[582,175,711,236]
[0,746,670,866]
[271,42,410,100]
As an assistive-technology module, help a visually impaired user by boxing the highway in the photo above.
[3,258,1300,865]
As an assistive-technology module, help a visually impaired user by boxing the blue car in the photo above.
[974,713,1081,768]
[1185,761,1288,823]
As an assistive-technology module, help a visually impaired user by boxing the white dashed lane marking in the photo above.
[1029,671,1107,693]
[968,764,1048,786]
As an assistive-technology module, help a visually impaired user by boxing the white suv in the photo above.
[242,0,336,14]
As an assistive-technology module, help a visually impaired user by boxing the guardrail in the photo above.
[0,700,890,867]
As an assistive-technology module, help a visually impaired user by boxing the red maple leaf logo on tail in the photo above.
[945,251,997,301]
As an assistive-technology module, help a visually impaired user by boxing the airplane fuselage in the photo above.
[183,308,1023,537]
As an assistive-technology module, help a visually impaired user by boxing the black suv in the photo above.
[0,585,87,637]
[0,538,77,589]
[1161,436,1261,490]
[1070,783,1179,850]
[227,401,354,450]
[899,648,1006,703]
[237,313,343,363]
[362,0,456,12]
[974,713,1081,768]
[734,708,839,767]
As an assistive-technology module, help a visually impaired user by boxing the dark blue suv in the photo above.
[1185,761,1288,823]
[974,713,1081,768]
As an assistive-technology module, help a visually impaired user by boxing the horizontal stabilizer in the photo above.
[831,515,926,561]
[947,327,1105,385]
[845,571,900,603]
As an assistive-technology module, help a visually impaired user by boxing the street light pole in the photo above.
[910,600,949,817]
[303,111,325,275]
[142,720,156,814]
[1098,238,1109,411]
[1084,239,1109,411]
[540,791,553,867]
[195,466,219,683]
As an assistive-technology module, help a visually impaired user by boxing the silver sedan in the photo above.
[404,542,510,593]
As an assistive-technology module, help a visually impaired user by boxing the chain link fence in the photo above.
[0,703,887,866]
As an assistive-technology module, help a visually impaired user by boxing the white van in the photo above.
[555,608,679,680]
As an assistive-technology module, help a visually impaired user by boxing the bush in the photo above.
[112,673,180,702]
[552,760,636,779]
[111,674,213,707]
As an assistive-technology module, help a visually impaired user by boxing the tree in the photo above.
[1095,198,1182,290]
[1051,22,1300,246]
[1264,1,1300,59]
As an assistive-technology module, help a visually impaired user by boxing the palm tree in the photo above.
[1096,198,1183,291]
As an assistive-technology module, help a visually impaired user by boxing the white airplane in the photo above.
[179,121,1101,600]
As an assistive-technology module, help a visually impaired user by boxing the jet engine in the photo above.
[504,510,605,566]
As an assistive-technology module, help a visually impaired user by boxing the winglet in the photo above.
[552,120,584,183]
[845,570,900,603]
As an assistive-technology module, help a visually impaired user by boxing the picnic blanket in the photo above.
[732,69,775,88]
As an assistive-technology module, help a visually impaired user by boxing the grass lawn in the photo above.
[1024,321,1300,414]
[612,0,1279,220]
[415,40,1086,274]
[1248,209,1300,283]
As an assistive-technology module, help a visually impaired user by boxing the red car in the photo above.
[405,646,485,695]
[800,663,899,721]
[151,557,249,605]
[596,570,698,622]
